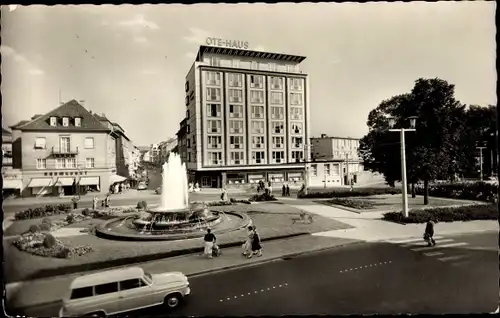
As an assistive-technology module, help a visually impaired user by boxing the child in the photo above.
[424,217,436,246]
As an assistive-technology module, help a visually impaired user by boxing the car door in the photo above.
[92,282,121,315]
[119,278,156,312]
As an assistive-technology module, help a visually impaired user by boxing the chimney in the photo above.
[79,100,86,106]
[321,133,327,138]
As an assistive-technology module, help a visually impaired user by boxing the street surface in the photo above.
[16,231,498,317]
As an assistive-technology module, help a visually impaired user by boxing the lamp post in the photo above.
[476,145,487,181]
[388,116,417,218]
[304,143,310,195]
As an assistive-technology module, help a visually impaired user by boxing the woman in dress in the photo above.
[251,226,262,257]
[242,226,254,257]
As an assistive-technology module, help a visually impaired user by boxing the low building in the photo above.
[9,100,132,197]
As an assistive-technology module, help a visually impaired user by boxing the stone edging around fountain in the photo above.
[95,211,251,241]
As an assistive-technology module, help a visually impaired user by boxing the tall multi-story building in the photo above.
[9,100,132,197]
[177,44,310,188]
[309,134,383,187]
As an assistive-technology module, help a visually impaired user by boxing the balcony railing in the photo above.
[3,157,13,165]
[51,147,79,155]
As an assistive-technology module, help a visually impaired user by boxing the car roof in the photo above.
[70,267,145,289]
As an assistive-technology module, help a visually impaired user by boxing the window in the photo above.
[292,151,304,163]
[70,287,93,300]
[59,136,71,153]
[207,104,221,117]
[230,136,244,149]
[272,121,284,134]
[206,87,221,101]
[66,158,76,168]
[251,61,259,70]
[272,151,285,164]
[251,121,264,134]
[62,117,69,127]
[272,137,284,148]
[95,282,118,295]
[206,71,221,85]
[120,279,146,291]
[186,125,190,133]
[252,151,265,164]
[270,77,283,90]
[230,152,244,165]
[34,137,46,149]
[311,164,318,176]
[290,93,302,105]
[187,152,191,162]
[229,105,243,118]
[50,117,57,126]
[250,90,264,103]
[36,158,47,169]
[228,73,242,87]
[187,139,191,148]
[229,120,243,133]
[208,152,222,165]
[192,136,196,146]
[249,75,263,88]
[228,89,243,103]
[208,136,222,149]
[290,78,303,91]
[210,57,220,67]
[325,164,331,176]
[252,136,265,149]
[292,136,303,148]
[207,120,221,133]
[186,110,190,118]
[270,92,283,105]
[232,59,240,68]
[269,63,277,72]
[86,158,95,168]
[271,107,284,119]
[74,117,81,127]
[251,106,264,119]
[84,137,94,149]
[291,122,303,134]
[291,107,303,120]
[185,81,189,92]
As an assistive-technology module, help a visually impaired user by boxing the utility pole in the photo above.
[476,146,487,181]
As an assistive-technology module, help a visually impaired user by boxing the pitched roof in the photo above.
[2,127,12,135]
[16,100,110,132]
[10,120,30,129]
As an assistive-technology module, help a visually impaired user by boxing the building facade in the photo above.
[2,128,23,195]
[178,45,310,188]
[9,100,133,197]
[309,134,383,187]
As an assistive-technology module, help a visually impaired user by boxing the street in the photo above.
[16,231,498,317]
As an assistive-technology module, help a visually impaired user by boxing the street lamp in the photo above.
[388,116,417,218]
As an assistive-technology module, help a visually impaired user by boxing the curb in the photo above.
[7,238,363,313]
[6,232,309,283]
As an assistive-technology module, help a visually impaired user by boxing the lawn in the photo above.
[4,202,352,283]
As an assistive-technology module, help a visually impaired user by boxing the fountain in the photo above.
[95,153,250,241]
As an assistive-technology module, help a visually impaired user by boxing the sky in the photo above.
[1,3,496,146]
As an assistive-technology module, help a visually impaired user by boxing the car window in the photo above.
[70,287,94,299]
[120,279,146,290]
[94,282,118,295]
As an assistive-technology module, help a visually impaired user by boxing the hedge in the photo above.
[325,198,376,210]
[250,192,278,202]
[14,204,72,220]
[298,187,401,199]
[415,182,498,202]
[382,204,498,224]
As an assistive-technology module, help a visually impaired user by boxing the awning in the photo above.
[79,176,100,186]
[27,178,53,188]
[109,175,127,184]
[54,177,75,186]
[3,179,22,189]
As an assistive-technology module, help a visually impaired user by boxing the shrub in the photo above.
[298,187,401,199]
[66,214,75,224]
[82,208,91,216]
[191,200,233,207]
[325,198,376,210]
[382,204,498,224]
[43,234,57,248]
[29,225,40,233]
[39,223,51,232]
[137,201,148,210]
[57,203,72,212]
[415,181,498,202]
[41,218,52,226]
[44,205,55,213]
[250,193,277,202]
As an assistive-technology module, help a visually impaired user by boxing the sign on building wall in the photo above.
[206,37,249,50]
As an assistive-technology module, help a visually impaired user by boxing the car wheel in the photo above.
[164,293,182,309]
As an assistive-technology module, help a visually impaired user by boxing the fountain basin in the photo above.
[95,211,251,241]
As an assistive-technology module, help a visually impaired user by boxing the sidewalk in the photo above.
[6,234,360,310]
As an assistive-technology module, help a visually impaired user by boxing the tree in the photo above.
[359,78,467,205]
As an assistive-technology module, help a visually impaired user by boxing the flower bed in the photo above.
[325,198,376,210]
[14,203,73,220]
[249,193,277,202]
[12,232,94,259]
[298,187,401,199]
[191,200,234,207]
[382,204,498,224]
[415,181,498,202]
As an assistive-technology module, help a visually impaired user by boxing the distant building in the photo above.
[309,134,383,187]
[2,127,23,195]
[178,44,310,188]
[9,100,135,197]
[159,138,178,164]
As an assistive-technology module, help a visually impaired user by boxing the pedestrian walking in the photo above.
[286,184,290,197]
[424,217,436,246]
[71,196,79,209]
[242,226,254,258]
[92,196,98,210]
[105,194,111,208]
[251,226,263,257]
[282,184,286,197]
[203,228,216,259]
